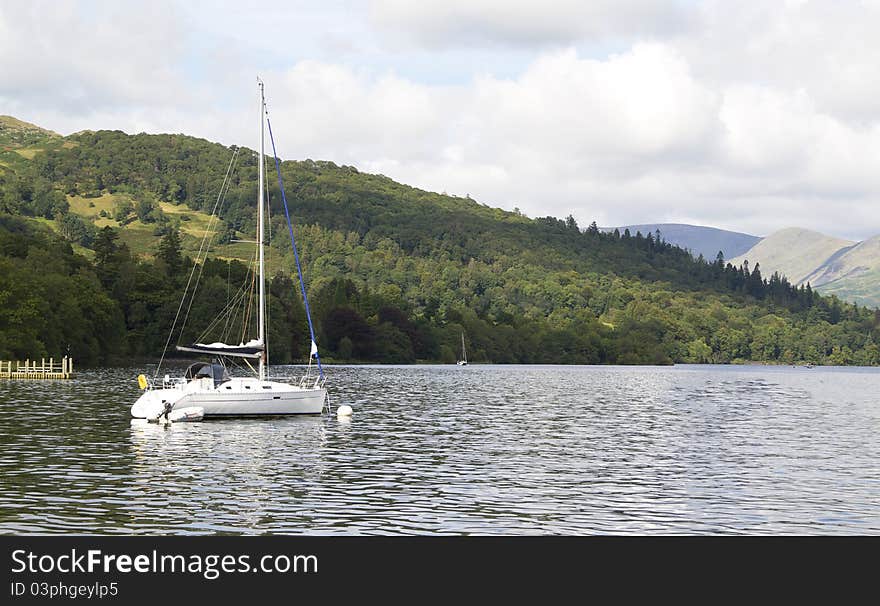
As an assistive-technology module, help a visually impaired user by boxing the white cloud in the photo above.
[3,1,880,240]
[370,0,692,47]
[0,1,192,113]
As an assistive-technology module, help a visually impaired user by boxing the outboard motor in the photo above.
[158,400,173,425]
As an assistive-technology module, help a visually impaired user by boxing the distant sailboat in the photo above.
[131,80,327,419]
[457,332,468,366]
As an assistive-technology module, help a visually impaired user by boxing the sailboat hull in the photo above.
[131,378,326,418]
[184,389,326,416]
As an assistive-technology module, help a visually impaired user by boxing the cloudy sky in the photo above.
[2,0,880,240]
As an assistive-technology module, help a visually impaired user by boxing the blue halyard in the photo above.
[265,116,325,379]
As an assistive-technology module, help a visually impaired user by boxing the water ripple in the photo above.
[1,363,878,534]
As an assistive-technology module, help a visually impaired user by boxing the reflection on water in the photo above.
[1,364,878,535]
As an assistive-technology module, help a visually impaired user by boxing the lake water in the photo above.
[0,364,877,535]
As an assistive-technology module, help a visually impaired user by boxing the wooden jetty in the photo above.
[0,357,74,380]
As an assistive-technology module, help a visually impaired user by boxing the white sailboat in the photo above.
[131,81,327,420]
[457,332,468,366]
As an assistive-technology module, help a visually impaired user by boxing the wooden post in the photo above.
[69,358,73,376]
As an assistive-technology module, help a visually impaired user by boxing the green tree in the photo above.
[113,199,133,223]
[156,229,183,275]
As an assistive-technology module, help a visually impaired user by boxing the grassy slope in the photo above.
[65,193,254,263]
[805,235,880,307]
[731,228,855,284]
[0,117,72,174]
[0,115,61,148]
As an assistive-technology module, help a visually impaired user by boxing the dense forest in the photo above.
[1,122,879,367]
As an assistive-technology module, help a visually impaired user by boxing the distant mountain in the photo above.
[801,235,877,285]
[730,228,855,284]
[607,223,761,261]
[731,228,880,308]
[806,236,880,307]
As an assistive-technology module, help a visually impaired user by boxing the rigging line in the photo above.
[203,262,252,340]
[223,246,257,343]
[164,148,238,350]
[265,114,324,379]
[201,294,242,343]
[180,149,239,326]
[219,267,252,342]
[198,277,251,343]
[199,252,254,342]
[264,151,272,375]
[177,147,241,345]
[222,260,232,340]
[154,147,239,377]
[228,267,253,342]
[241,247,259,345]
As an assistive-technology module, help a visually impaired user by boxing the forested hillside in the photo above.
[1,120,879,367]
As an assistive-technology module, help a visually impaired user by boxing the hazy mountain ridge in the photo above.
[606,223,761,261]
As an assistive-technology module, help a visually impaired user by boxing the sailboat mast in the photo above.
[258,80,266,381]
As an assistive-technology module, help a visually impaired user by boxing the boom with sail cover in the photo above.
[176,340,263,359]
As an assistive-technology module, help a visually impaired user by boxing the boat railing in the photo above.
[298,375,325,390]
[162,375,187,389]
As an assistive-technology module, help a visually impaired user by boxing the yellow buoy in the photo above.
[137,374,148,390]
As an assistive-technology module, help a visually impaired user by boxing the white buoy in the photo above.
[336,405,353,418]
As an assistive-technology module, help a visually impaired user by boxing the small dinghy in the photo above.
[134,401,205,425]
[165,406,205,423]
[130,404,204,428]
